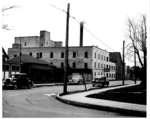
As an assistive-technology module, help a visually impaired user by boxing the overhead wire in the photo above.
[49,3,115,52]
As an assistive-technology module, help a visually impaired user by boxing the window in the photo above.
[36,52,42,58]
[73,52,76,58]
[12,65,19,71]
[98,54,100,59]
[29,52,32,56]
[106,73,108,78]
[36,53,39,58]
[61,52,64,58]
[95,53,96,58]
[84,51,88,58]
[94,62,96,68]
[61,62,64,68]
[72,62,76,68]
[50,52,53,58]
[14,54,17,58]
[107,57,109,61]
[24,42,27,46]
[84,63,88,69]
[40,52,42,58]
[106,65,108,69]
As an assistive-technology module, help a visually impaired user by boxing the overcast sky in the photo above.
[1,0,148,66]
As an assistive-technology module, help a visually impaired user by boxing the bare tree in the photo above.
[126,15,147,87]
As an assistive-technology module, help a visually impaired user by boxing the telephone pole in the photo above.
[19,39,22,72]
[122,40,125,85]
[63,3,70,94]
[134,45,136,84]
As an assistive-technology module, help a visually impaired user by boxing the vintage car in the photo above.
[92,77,109,88]
[68,74,83,84]
[3,73,33,89]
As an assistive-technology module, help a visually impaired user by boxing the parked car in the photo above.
[68,74,83,84]
[3,78,14,89]
[92,77,109,88]
[3,73,33,89]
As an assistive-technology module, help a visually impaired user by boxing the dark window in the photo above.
[61,52,64,58]
[107,65,108,69]
[12,66,19,71]
[36,52,42,58]
[107,57,109,61]
[41,43,43,47]
[73,52,76,58]
[85,52,88,58]
[72,62,76,68]
[29,52,32,56]
[14,54,17,58]
[40,52,42,58]
[36,53,39,58]
[61,62,64,68]
[50,52,53,58]
[95,53,96,58]
[24,42,27,46]
[84,63,88,69]
[94,62,96,68]
[106,73,108,78]
[3,65,9,71]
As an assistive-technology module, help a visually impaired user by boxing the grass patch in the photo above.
[87,85,146,105]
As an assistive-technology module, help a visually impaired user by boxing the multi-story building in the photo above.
[8,30,116,81]
[109,52,123,80]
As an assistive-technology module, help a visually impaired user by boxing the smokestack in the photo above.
[80,22,84,47]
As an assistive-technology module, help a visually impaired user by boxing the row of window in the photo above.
[30,51,89,59]
[94,62,115,70]
[94,52,109,61]
[51,62,88,69]
[95,72,115,78]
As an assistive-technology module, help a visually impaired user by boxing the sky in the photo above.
[1,0,148,66]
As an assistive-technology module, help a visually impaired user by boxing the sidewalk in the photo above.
[34,83,63,87]
[56,84,146,117]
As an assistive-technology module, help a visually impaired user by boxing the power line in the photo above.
[49,3,115,52]
[84,26,115,51]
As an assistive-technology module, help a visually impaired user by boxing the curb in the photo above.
[33,83,63,88]
[56,84,146,117]
[56,94,146,117]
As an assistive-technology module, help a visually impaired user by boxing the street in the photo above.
[3,81,135,117]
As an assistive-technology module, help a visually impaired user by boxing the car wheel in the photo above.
[14,84,18,89]
[27,84,32,89]
[78,81,82,85]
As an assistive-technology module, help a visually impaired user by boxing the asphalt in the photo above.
[33,82,146,117]
[56,84,146,117]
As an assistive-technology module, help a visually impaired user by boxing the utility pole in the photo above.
[63,3,70,94]
[122,40,125,85]
[134,46,136,84]
[19,39,22,73]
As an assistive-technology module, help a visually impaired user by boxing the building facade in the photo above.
[109,52,123,80]
[8,30,116,81]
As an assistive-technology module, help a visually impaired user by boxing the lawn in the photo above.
[87,85,146,105]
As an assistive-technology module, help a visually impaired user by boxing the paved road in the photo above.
[3,84,131,118]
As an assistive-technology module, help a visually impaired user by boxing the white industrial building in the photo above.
[8,30,116,81]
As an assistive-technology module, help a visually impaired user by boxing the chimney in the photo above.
[79,22,84,47]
